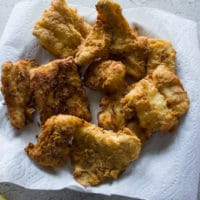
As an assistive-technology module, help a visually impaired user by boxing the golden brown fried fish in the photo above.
[98,94,126,131]
[147,39,176,74]
[75,0,140,67]
[72,126,141,186]
[33,0,91,58]
[98,91,152,144]
[152,65,189,117]
[127,120,152,144]
[25,114,141,186]
[1,60,37,129]
[84,60,126,93]
[121,65,189,133]
[74,20,111,67]
[122,36,149,81]
[96,0,138,54]
[122,77,178,132]
[25,115,83,167]
[30,57,91,124]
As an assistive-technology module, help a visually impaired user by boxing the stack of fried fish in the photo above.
[1,0,189,186]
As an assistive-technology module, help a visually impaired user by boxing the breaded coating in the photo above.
[75,0,139,66]
[152,65,189,116]
[25,115,83,167]
[72,127,141,186]
[33,0,91,58]
[147,39,176,74]
[121,65,189,133]
[1,60,37,129]
[122,77,178,132]
[127,120,152,144]
[25,114,141,186]
[75,21,111,67]
[96,0,137,54]
[98,92,152,144]
[84,60,126,93]
[98,94,126,131]
[30,57,91,124]
[122,36,149,80]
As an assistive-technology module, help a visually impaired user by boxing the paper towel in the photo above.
[0,0,200,199]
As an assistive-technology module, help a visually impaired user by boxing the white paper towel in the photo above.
[0,0,200,199]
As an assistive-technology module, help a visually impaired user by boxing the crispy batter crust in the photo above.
[33,0,91,58]
[152,65,189,117]
[1,60,37,129]
[25,115,84,167]
[147,39,176,74]
[84,60,126,93]
[25,114,141,186]
[121,65,189,133]
[122,36,149,80]
[75,0,140,67]
[74,20,111,67]
[123,78,178,132]
[98,95,126,131]
[30,57,91,124]
[72,127,141,186]
[96,0,137,54]
[98,91,152,144]
[127,120,152,144]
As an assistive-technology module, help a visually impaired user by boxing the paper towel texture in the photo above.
[0,0,200,199]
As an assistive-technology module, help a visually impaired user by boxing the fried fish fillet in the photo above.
[74,20,111,67]
[152,65,189,117]
[127,120,152,144]
[96,0,148,77]
[1,60,37,129]
[33,0,91,58]
[147,39,176,74]
[122,36,149,81]
[25,115,83,167]
[25,114,141,186]
[75,0,139,66]
[98,91,152,144]
[72,125,141,186]
[122,77,178,132]
[96,0,137,54]
[121,65,189,133]
[30,57,91,124]
[98,94,127,131]
[84,60,126,93]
